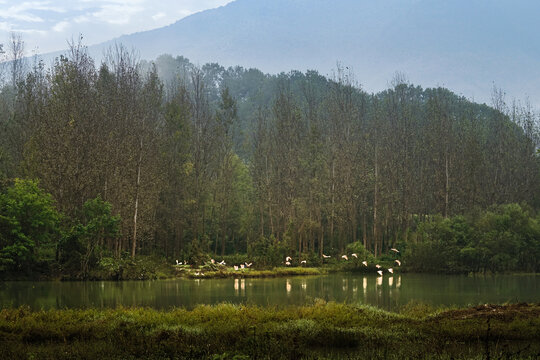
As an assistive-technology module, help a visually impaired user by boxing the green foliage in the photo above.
[405,204,540,273]
[58,196,120,278]
[93,255,173,280]
[0,179,60,273]
[248,235,289,267]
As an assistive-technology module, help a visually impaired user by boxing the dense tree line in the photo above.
[0,41,539,276]
[404,203,540,273]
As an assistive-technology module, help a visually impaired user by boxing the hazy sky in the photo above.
[0,0,234,55]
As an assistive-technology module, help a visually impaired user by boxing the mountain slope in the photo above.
[86,0,540,105]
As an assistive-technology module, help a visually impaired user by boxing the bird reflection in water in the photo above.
[376,276,383,287]
[301,279,307,291]
[389,276,394,287]
[286,279,291,295]
[397,275,402,288]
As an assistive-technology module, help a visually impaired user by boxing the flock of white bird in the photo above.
[176,247,401,277]
[283,247,402,276]
[175,258,255,277]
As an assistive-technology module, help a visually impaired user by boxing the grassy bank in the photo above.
[1,302,538,359]
[178,266,325,279]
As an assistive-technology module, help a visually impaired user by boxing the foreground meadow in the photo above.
[1,302,538,359]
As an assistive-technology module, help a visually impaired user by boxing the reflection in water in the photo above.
[1,274,538,311]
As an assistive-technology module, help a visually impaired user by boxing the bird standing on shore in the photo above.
[362,261,368,266]
[390,248,399,253]
[388,268,394,274]
[341,255,348,261]
[351,253,358,258]
[377,270,383,276]
[395,259,401,266]
[322,254,331,258]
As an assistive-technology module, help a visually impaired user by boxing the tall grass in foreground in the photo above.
[1,302,538,359]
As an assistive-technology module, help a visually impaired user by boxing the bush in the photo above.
[0,179,60,274]
[404,204,540,273]
[58,196,120,278]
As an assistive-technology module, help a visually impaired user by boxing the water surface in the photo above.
[1,273,538,311]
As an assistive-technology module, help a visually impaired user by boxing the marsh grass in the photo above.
[0,302,538,359]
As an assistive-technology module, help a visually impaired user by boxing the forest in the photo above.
[0,38,539,279]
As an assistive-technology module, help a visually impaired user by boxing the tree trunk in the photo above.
[131,138,143,258]
[373,146,379,257]
[444,153,449,218]
[362,212,367,249]
[330,160,335,245]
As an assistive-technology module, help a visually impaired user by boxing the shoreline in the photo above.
[2,266,538,282]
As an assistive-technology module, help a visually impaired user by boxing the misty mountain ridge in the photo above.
[63,0,540,107]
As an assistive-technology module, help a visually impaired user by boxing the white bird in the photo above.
[362,261,368,266]
[375,264,381,269]
[219,260,226,265]
[234,265,239,271]
[211,259,215,264]
[240,264,245,269]
[351,253,358,258]
[285,261,291,266]
[395,259,401,266]
[388,268,394,274]
[286,256,292,261]
[175,260,179,265]
[245,262,252,267]
[194,272,200,276]
[390,248,400,253]
[377,270,383,276]
[341,255,348,261]
[300,260,307,264]
[322,254,331,258]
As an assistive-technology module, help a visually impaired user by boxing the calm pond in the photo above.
[1,273,538,311]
